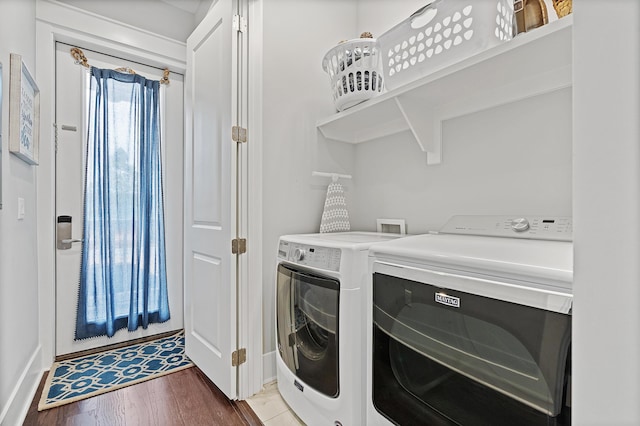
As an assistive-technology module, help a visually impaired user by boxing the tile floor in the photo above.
[246,381,305,425]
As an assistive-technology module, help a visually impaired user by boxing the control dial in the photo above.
[511,217,530,232]
[293,248,306,261]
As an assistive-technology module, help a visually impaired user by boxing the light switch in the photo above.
[18,197,25,220]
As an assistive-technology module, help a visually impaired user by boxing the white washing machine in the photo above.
[366,216,573,426]
[276,232,403,425]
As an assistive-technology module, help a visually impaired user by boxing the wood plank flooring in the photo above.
[23,366,262,426]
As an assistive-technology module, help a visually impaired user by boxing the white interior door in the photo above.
[54,42,185,356]
[184,0,238,399]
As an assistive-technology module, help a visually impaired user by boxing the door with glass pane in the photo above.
[54,42,184,356]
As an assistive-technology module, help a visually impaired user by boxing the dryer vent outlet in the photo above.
[376,218,406,234]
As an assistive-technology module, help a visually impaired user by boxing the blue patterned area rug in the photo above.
[38,331,193,411]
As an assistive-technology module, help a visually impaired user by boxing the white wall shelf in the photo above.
[317,16,573,165]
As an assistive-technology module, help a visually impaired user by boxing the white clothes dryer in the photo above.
[366,216,573,426]
[276,232,403,426]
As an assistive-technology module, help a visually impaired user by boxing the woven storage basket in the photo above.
[378,0,514,90]
[322,38,384,112]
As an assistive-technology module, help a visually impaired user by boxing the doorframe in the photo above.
[35,0,263,398]
[52,41,186,357]
[240,0,264,398]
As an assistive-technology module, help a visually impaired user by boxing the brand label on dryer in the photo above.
[435,293,460,308]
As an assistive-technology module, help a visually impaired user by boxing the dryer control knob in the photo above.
[511,217,530,232]
[294,248,306,261]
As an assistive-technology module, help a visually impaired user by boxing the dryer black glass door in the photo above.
[372,272,571,426]
[276,264,340,398]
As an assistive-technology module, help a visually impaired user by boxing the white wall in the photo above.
[260,0,358,355]
[351,89,573,233]
[0,0,43,424]
[356,0,424,38]
[573,1,640,424]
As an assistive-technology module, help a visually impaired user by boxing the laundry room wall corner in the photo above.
[260,0,358,361]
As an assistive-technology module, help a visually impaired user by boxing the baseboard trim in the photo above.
[0,344,43,426]
[262,350,276,385]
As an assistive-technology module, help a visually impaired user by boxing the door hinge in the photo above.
[232,126,247,143]
[53,123,59,153]
[232,348,247,366]
[232,14,247,33]
[232,238,247,254]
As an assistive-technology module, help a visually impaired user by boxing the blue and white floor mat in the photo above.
[38,331,192,411]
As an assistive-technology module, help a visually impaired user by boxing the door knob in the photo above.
[61,238,83,244]
[57,216,82,250]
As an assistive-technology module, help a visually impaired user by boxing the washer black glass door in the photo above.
[277,264,340,397]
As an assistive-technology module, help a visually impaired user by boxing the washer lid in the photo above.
[279,231,402,249]
[369,233,573,290]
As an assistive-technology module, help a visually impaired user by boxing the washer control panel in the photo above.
[278,240,341,272]
[440,215,573,241]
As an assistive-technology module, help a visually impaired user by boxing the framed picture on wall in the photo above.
[9,53,40,165]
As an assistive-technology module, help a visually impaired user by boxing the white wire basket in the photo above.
[379,0,515,90]
[322,38,384,112]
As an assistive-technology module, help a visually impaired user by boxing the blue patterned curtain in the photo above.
[76,67,170,339]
